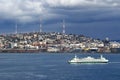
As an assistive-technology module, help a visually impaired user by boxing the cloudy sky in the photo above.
[0,0,120,40]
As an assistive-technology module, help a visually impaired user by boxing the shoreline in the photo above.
[0,49,120,54]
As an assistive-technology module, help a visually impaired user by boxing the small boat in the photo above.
[68,55,109,63]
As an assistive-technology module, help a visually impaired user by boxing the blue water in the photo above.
[0,53,120,80]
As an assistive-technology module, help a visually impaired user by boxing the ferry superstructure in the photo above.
[68,55,109,63]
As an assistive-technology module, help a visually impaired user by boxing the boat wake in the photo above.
[109,62,120,64]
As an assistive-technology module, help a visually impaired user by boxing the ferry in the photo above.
[68,55,109,63]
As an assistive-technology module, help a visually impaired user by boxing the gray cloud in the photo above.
[0,0,120,23]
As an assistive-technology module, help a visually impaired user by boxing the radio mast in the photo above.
[15,23,18,34]
[40,18,42,33]
[62,20,65,34]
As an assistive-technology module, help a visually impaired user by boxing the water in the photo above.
[0,53,120,80]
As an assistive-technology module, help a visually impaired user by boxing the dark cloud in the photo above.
[0,0,120,39]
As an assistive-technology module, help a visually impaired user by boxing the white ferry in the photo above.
[68,55,109,63]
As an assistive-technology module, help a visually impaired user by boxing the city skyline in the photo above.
[0,0,120,40]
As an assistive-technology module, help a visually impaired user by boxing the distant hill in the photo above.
[111,40,120,42]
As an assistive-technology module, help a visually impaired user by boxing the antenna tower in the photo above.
[15,23,18,34]
[62,20,65,34]
[40,18,42,33]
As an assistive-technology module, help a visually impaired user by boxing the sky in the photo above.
[0,0,120,40]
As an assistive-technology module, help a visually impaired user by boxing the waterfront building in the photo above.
[0,32,120,53]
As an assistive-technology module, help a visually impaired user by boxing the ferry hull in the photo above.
[68,61,108,64]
